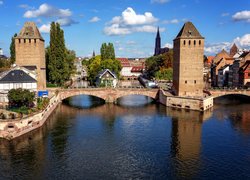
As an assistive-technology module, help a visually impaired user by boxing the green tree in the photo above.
[87,55,101,84]
[100,43,115,61]
[155,68,173,81]
[8,88,35,108]
[146,49,173,79]
[10,33,17,65]
[46,22,75,86]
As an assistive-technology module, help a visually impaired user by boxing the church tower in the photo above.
[173,22,204,97]
[154,27,161,56]
[15,22,46,89]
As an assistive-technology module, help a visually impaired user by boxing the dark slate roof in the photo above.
[96,69,117,79]
[0,69,37,83]
[176,21,203,39]
[22,66,37,71]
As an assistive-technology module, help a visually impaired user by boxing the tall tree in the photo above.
[10,33,17,65]
[100,43,115,61]
[46,22,75,86]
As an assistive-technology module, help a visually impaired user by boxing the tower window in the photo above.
[194,40,196,46]
[199,40,201,45]
[185,80,187,84]
[18,39,21,43]
[34,39,36,43]
[184,40,186,45]
[24,39,26,43]
[29,39,31,43]
[188,40,191,46]
[194,80,196,84]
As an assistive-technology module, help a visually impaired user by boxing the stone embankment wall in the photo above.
[0,94,61,140]
[158,90,213,111]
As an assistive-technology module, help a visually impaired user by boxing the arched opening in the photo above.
[116,94,154,107]
[214,94,250,105]
[62,95,105,109]
[183,40,186,45]
[199,40,201,45]
[188,40,191,46]
[194,40,196,46]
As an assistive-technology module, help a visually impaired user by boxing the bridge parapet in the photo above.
[57,88,159,103]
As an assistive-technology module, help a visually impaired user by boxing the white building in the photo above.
[217,64,230,87]
[0,66,37,106]
[96,69,118,88]
[0,48,3,56]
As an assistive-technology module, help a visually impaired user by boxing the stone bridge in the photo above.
[58,88,159,103]
[207,89,250,98]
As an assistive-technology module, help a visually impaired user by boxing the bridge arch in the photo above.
[58,89,159,103]
[213,93,250,99]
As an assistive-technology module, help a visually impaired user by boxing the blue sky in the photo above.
[0,0,249,57]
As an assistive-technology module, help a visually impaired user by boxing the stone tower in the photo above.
[173,22,204,97]
[154,27,161,56]
[15,22,46,89]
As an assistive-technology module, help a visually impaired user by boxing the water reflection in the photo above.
[0,95,250,179]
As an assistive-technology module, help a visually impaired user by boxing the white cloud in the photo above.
[110,7,158,25]
[0,1,3,5]
[164,43,173,48]
[57,18,78,26]
[19,4,34,10]
[89,16,100,23]
[204,34,250,54]
[221,13,230,17]
[39,24,50,33]
[204,42,231,54]
[162,19,179,24]
[232,10,250,23]
[233,34,250,48]
[24,3,72,18]
[151,0,170,4]
[126,40,136,45]
[104,7,159,36]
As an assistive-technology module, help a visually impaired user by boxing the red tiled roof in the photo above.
[131,66,143,72]
[117,58,130,67]
[207,56,214,64]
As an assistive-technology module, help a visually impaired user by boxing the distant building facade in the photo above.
[173,22,204,97]
[118,58,145,80]
[154,27,169,56]
[15,22,46,89]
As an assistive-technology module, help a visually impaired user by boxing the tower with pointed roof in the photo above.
[15,22,46,89]
[172,22,204,97]
[154,27,161,56]
[230,43,238,57]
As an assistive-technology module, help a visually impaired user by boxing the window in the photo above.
[18,39,21,43]
[29,39,31,43]
[248,73,250,77]
[185,80,187,84]
[184,40,186,45]
[199,40,201,45]
[194,40,196,46]
[34,39,36,43]
[188,40,191,45]
[194,80,196,84]
[24,39,26,43]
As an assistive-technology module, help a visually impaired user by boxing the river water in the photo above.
[0,95,250,179]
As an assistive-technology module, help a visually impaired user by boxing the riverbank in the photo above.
[0,88,214,140]
[0,94,61,140]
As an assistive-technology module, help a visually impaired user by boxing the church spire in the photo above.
[154,26,161,56]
